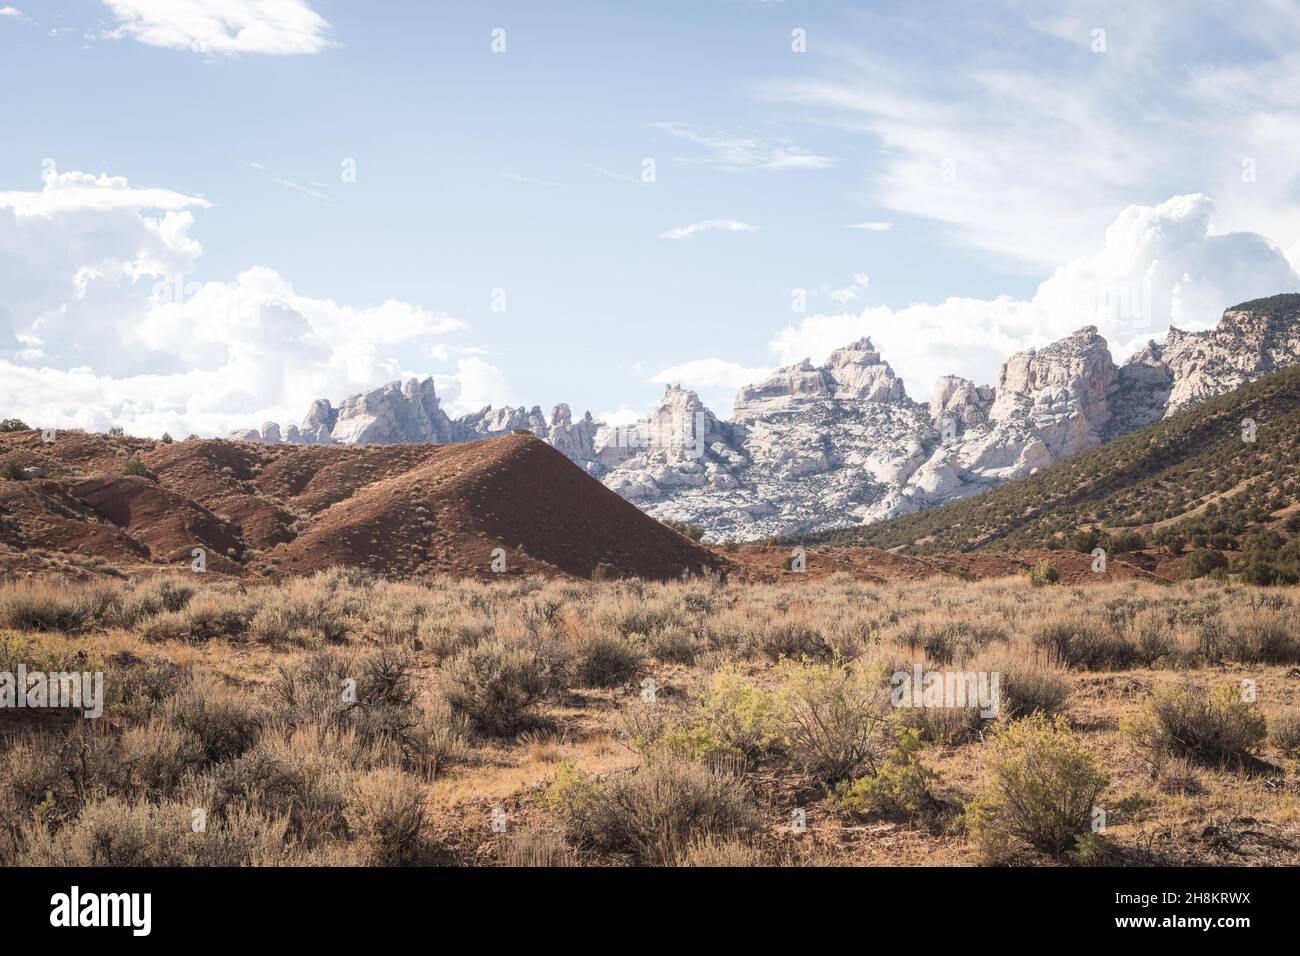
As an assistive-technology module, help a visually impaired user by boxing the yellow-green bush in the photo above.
[838,727,938,817]
[966,714,1108,859]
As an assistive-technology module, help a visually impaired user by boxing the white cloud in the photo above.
[433,357,512,416]
[649,358,772,390]
[0,7,25,18]
[103,0,333,56]
[844,222,892,231]
[651,122,835,171]
[0,170,473,437]
[269,177,330,203]
[824,272,870,304]
[768,2,1300,266]
[659,218,758,240]
[0,169,210,217]
[594,406,643,428]
[770,194,1300,401]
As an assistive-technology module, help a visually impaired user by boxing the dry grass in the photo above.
[0,570,1298,866]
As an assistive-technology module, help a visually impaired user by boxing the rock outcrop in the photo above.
[328,378,458,445]
[1163,296,1300,413]
[234,295,1300,541]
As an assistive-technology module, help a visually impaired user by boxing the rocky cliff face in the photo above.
[1162,296,1300,412]
[328,378,458,445]
[233,295,1300,541]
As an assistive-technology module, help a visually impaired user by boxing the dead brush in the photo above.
[519,728,569,763]
[344,768,428,865]
[548,751,759,866]
[566,624,644,688]
[0,579,118,633]
[1124,681,1268,771]
[498,827,577,867]
[1030,610,1141,670]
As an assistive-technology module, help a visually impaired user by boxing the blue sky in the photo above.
[3,1,1300,436]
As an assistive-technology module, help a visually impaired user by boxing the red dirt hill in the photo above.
[0,430,721,581]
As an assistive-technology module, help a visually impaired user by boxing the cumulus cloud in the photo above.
[434,357,513,417]
[0,170,478,437]
[659,218,758,240]
[649,358,773,390]
[770,194,1300,401]
[103,0,333,56]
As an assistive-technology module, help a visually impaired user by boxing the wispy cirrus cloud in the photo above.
[504,172,568,189]
[577,161,647,186]
[659,218,758,240]
[651,121,834,171]
[844,221,892,231]
[825,272,871,304]
[246,163,331,203]
[102,0,333,56]
[768,0,1300,266]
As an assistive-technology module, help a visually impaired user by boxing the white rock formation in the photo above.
[233,295,1300,541]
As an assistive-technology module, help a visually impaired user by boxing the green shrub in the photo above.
[1182,549,1228,580]
[1,458,26,481]
[660,665,783,761]
[1109,530,1146,553]
[775,658,890,783]
[0,419,28,433]
[1028,560,1059,586]
[838,727,938,816]
[663,520,705,542]
[966,714,1108,859]
[122,457,154,480]
[1070,529,1101,554]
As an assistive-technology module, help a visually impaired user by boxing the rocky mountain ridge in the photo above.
[232,294,1300,541]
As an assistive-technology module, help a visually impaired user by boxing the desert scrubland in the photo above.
[1,570,1297,867]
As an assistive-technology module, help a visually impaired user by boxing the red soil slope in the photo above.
[0,430,721,581]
